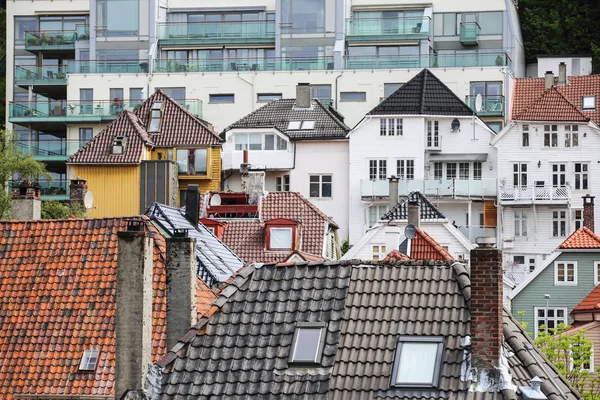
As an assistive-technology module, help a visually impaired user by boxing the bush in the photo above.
[41,201,86,219]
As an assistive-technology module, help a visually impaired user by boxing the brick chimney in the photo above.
[470,237,503,369]
[407,200,420,228]
[11,181,41,220]
[184,184,200,228]
[69,178,87,209]
[544,71,554,90]
[295,83,311,108]
[388,176,399,210]
[240,166,265,205]
[166,230,197,350]
[583,195,595,232]
[115,220,154,399]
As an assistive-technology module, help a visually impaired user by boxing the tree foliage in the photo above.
[41,201,86,220]
[519,0,600,71]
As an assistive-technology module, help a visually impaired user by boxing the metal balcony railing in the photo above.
[158,20,275,43]
[499,185,571,203]
[154,57,334,73]
[465,95,505,116]
[344,52,511,70]
[345,16,431,40]
[459,22,480,45]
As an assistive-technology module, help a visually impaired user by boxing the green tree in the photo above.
[0,131,51,219]
[41,201,86,219]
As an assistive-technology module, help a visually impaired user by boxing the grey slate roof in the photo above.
[381,191,446,221]
[368,69,475,116]
[146,203,244,286]
[221,99,350,141]
[157,260,578,400]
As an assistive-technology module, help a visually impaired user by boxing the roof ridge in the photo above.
[221,100,280,136]
[452,261,471,304]
[558,226,600,249]
[124,110,153,145]
[420,69,428,114]
[514,87,589,121]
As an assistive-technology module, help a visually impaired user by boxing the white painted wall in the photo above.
[349,0,506,12]
[536,57,593,77]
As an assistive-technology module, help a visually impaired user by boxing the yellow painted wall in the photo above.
[71,165,141,218]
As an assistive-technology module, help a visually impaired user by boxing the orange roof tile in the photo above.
[558,227,600,249]
[573,285,600,313]
[411,228,455,261]
[512,75,600,124]
[382,250,411,262]
[513,87,590,122]
[0,216,216,399]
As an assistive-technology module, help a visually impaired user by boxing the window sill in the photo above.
[554,282,578,286]
[179,174,210,179]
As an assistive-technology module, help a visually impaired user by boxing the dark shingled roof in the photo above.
[222,98,350,141]
[368,69,475,116]
[146,203,244,286]
[158,260,579,400]
[381,191,446,220]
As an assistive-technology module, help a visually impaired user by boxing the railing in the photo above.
[15,140,89,158]
[24,25,89,50]
[154,57,334,73]
[15,65,68,84]
[345,16,431,40]
[9,98,203,120]
[457,225,497,243]
[9,180,69,197]
[344,52,511,70]
[465,95,505,116]
[499,186,571,203]
[158,20,275,42]
[459,22,480,45]
[361,178,497,198]
[67,60,149,74]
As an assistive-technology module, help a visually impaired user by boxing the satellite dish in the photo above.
[404,224,417,240]
[84,191,94,209]
[210,193,222,206]
[475,93,483,112]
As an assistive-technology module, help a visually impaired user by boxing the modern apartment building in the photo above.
[7,0,524,200]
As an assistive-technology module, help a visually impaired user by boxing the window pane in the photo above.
[176,149,188,174]
[265,134,275,150]
[270,228,293,250]
[397,342,438,384]
[293,328,321,362]
[249,134,262,150]
[194,149,207,174]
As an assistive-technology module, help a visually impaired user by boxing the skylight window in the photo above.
[301,121,315,130]
[148,102,164,133]
[583,96,596,110]
[79,349,99,371]
[289,323,326,364]
[391,336,443,387]
[288,121,302,130]
[112,136,126,154]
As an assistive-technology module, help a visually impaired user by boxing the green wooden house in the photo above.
[510,227,600,337]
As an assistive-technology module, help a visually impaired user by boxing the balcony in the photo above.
[154,57,334,73]
[499,185,571,205]
[9,98,203,129]
[158,20,275,45]
[345,16,431,42]
[67,60,149,74]
[465,95,505,117]
[15,140,88,161]
[15,65,68,85]
[361,178,497,199]
[222,150,294,171]
[9,180,69,200]
[459,22,480,46]
[457,225,497,243]
[24,25,89,54]
[344,52,511,70]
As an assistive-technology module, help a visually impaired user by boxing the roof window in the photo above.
[583,96,596,110]
[79,349,100,371]
[289,322,326,364]
[301,121,315,130]
[287,121,316,130]
[287,121,301,130]
[112,136,126,154]
[391,336,443,387]
[148,102,164,133]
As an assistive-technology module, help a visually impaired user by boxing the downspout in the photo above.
[334,73,342,109]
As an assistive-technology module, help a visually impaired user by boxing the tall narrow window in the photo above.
[79,128,93,148]
[544,124,558,147]
[148,102,164,133]
[552,164,566,187]
[446,163,457,179]
[575,209,583,230]
[574,163,589,190]
[427,121,439,148]
[565,125,579,147]
[514,210,527,237]
[473,162,482,180]
[397,160,414,180]
[459,163,469,180]
[513,163,527,187]
[522,125,529,147]
[433,162,443,180]
[380,119,387,136]
[552,210,567,237]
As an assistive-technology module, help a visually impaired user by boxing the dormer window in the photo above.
[79,349,99,371]
[265,219,297,251]
[148,102,164,133]
[289,322,326,364]
[391,336,443,387]
[112,136,126,154]
[583,96,596,110]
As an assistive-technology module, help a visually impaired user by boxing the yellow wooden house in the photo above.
[67,90,222,218]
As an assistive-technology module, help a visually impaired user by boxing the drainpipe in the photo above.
[334,74,342,109]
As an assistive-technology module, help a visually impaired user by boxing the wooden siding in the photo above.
[484,200,497,226]
[71,165,140,218]
[512,252,600,337]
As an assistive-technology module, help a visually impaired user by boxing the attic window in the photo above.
[148,102,164,133]
[391,336,443,387]
[301,121,315,130]
[112,136,126,154]
[288,121,302,130]
[269,227,293,250]
[289,322,326,364]
[583,96,596,110]
[79,349,99,371]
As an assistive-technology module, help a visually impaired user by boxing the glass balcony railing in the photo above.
[345,16,431,40]
[154,57,334,73]
[459,22,480,45]
[457,225,497,243]
[158,20,275,43]
[24,25,89,50]
[465,95,505,116]
[361,178,497,199]
[9,180,69,198]
[15,65,68,85]
[9,98,202,121]
[66,60,149,74]
[344,52,511,70]
[15,140,89,159]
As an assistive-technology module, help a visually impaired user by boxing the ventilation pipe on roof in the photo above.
[558,62,568,85]
[11,180,41,220]
[519,377,547,400]
[388,176,399,210]
[296,83,311,108]
[583,194,595,232]
[544,71,554,90]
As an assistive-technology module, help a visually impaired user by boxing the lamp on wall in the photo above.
[538,161,541,168]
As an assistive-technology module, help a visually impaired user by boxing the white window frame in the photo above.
[269,227,293,250]
[552,210,567,237]
[528,258,536,273]
[289,322,326,364]
[565,125,579,147]
[276,175,290,191]
[544,124,558,147]
[309,174,332,198]
[570,344,594,373]
[391,336,444,388]
[554,261,578,286]
[371,244,386,260]
[427,120,439,148]
[367,205,388,228]
[396,159,414,180]
[574,163,589,190]
[369,159,387,180]
[595,261,600,286]
[534,307,568,338]
[79,349,100,371]
[522,124,530,147]
[574,209,583,230]
[583,96,596,110]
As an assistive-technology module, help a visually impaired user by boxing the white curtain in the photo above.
[270,228,292,250]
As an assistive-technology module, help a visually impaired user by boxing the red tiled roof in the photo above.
[511,75,600,124]
[68,111,150,164]
[284,250,327,262]
[573,285,600,313]
[513,87,590,122]
[0,216,216,399]
[203,192,337,263]
[558,227,600,249]
[411,228,455,261]
[382,250,411,262]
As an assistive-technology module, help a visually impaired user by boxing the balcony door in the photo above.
[80,88,93,115]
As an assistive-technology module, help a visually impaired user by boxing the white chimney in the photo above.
[407,201,420,228]
[544,71,554,90]
[558,62,567,85]
[385,226,401,255]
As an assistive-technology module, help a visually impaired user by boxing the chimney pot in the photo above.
[558,62,567,85]
[296,83,311,108]
[544,71,554,90]
[184,185,200,227]
[69,178,88,209]
[531,376,542,393]
[388,176,399,210]
[407,200,420,228]
[583,195,595,232]
[475,236,496,248]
